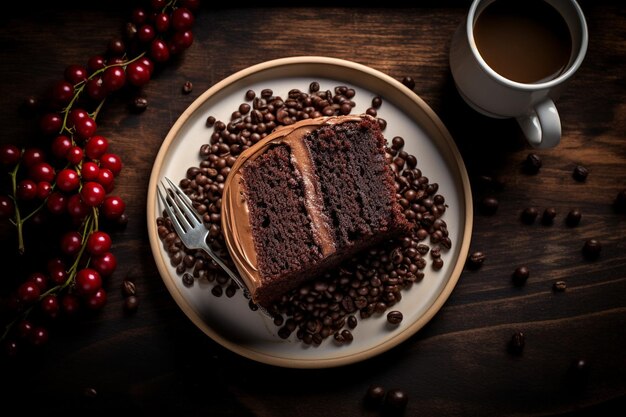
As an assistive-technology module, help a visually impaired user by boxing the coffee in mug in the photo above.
[474,0,572,84]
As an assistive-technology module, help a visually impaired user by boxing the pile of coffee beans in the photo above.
[155,82,451,346]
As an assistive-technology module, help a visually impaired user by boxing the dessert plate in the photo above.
[147,56,472,368]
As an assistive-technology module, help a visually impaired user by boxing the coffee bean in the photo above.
[567,358,590,391]
[182,272,194,287]
[553,280,567,292]
[205,115,216,127]
[523,153,542,174]
[121,280,136,296]
[372,96,382,109]
[364,384,386,408]
[387,310,403,325]
[566,209,582,226]
[542,207,557,225]
[130,96,148,113]
[582,239,601,260]
[507,331,525,355]
[384,388,409,412]
[468,251,486,269]
[573,165,589,182]
[83,387,98,399]
[123,295,139,313]
[614,189,626,213]
[521,207,539,224]
[182,81,193,94]
[512,266,529,286]
[401,76,415,90]
[480,197,499,215]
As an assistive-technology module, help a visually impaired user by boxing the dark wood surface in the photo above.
[1,2,625,416]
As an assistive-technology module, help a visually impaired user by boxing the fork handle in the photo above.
[198,241,252,299]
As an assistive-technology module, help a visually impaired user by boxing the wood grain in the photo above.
[0,2,624,416]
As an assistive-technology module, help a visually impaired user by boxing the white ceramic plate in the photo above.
[147,56,472,368]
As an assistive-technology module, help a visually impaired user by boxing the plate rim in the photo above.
[146,55,473,368]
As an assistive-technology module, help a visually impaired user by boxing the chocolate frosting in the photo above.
[221,114,365,300]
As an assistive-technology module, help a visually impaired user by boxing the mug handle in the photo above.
[515,98,561,149]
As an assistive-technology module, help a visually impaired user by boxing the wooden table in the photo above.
[1,1,624,415]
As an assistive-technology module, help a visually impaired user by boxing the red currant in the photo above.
[81,161,100,181]
[16,179,38,200]
[49,80,74,107]
[86,77,108,101]
[28,272,48,291]
[66,146,84,165]
[40,294,60,319]
[60,231,83,256]
[29,162,56,183]
[87,55,106,74]
[0,195,15,218]
[150,39,170,62]
[21,147,46,168]
[66,193,90,218]
[102,67,126,92]
[16,320,33,339]
[39,113,63,136]
[126,61,151,86]
[86,231,112,256]
[56,168,81,192]
[100,153,122,176]
[138,56,155,75]
[51,135,73,159]
[96,168,115,191]
[137,24,156,43]
[85,288,107,310]
[17,281,40,304]
[46,192,67,215]
[75,268,102,296]
[74,116,97,140]
[29,326,49,346]
[61,293,81,316]
[131,7,148,25]
[172,7,194,31]
[36,181,53,200]
[102,195,126,220]
[80,181,106,206]
[64,64,88,85]
[154,13,170,32]
[85,135,109,159]
[91,251,117,277]
[0,144,21,166]
[170,30,194,54]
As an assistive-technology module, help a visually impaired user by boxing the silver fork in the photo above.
[157,176,272,318]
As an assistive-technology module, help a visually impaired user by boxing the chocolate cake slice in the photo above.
[222,114,412,307]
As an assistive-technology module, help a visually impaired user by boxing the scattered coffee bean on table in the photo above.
[182,80,193,94]
[130,96,148,113]
[364,385,386,408]
[553,280,567,292]
[566,209,582,226]
[507,331,525,355]
[614,189,626,213]
[512,266,530,286]
[384,388,409,413]
[572,164,589,182]
[467,251,486,269]
[582,239,602,260]
[521,207,539,224]
[480,196,499,215]
[542,207,557,225]
[401,76,415,90]
[523,153,542,174]
[123,295,140,313]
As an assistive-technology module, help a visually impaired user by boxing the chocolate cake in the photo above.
[222,114,412,307]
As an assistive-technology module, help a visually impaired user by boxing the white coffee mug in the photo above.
[449,0,588,149]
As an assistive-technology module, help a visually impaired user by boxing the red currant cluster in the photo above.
[0,0,199,357]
